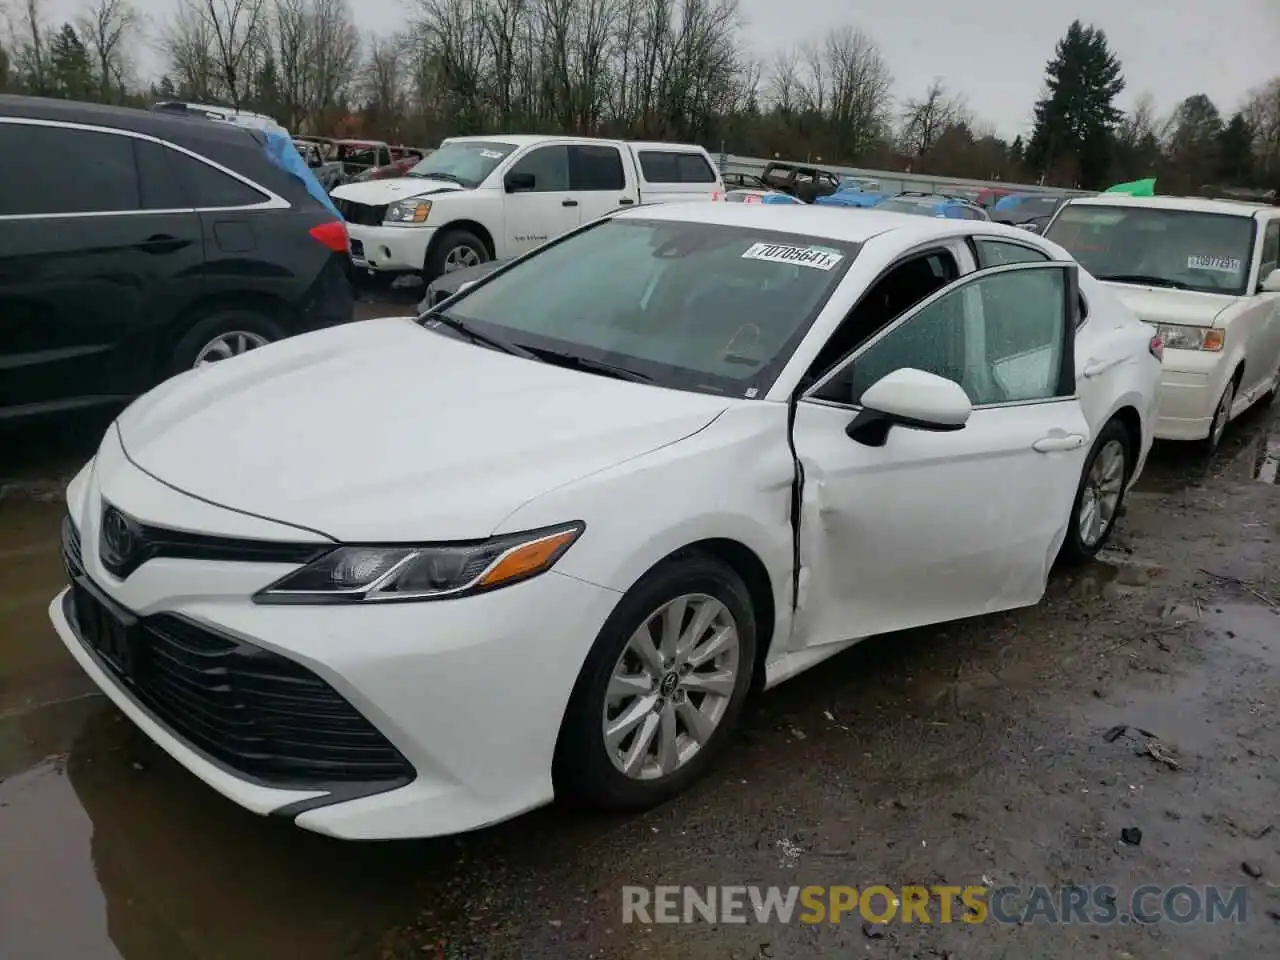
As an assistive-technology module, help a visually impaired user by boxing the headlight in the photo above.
[253,522,584,604]
[1156,324,1224,352]
[384,198,432,224]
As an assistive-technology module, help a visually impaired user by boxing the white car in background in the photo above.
[1045,195,1280,453]
[50,205,1160,839]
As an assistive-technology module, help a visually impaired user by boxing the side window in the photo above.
[809,250,960,398]
[836,267,1068,407]
[569,145,625,191]
[0,123,139,215]
[974,238,1050,268]
[508,145,570,192]
[638,151,717,184]
[133,139,191,209]
[1262,222,1279,281]
[166,148,267,208]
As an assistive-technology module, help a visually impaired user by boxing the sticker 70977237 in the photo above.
[741,242,844,271]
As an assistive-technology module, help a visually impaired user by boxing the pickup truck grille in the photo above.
[335,198,388,227]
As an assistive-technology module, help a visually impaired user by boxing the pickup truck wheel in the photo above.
[424,229,489,284]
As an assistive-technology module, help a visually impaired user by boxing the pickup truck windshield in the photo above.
[409,141,516,186]
[432,218,859,396]
[1046,205,1256,296]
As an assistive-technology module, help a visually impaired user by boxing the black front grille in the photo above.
[335,198,388,227]
[66,582,413,789]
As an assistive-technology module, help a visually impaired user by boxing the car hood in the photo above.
[1101,284,1235,327]
[116,319,730,542]
[331,177,467,204]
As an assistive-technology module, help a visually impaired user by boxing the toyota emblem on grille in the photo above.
[100,506,140,574]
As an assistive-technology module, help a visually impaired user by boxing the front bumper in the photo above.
[347,223,436,274]
[50,433,623,839]
[1153,349,1231,441]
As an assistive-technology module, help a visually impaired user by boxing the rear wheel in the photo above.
[554,554,756,812]
[170,309,286,376]
[1059,419,1131,564]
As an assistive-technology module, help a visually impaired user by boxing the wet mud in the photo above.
[2,394,1278,960]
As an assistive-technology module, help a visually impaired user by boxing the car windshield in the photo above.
[409,140,516,186]
[1046,205,1255,296]
[878,197,940,215]
[431,218,859,396]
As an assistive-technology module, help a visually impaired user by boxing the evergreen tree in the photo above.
[1026,20,1125,188]
[1216,113,1255,184]
[49,23,93,101]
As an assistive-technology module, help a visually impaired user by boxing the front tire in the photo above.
[1059,419,1131,564]
[1201,378,1236,457]
[553,554,757,812]
[423,229,489,285]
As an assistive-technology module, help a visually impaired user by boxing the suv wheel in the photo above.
[171,309,286,376]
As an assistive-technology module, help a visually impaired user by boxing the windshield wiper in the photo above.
[413,171,466,185]
[1094,273,1189,290]
[421,312,538,359]
[522,345,653,383]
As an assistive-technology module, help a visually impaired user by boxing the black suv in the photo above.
[0,95,354,422]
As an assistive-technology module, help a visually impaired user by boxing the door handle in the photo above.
[1033,434,1086,453]
[138,234,189,254]
[1082,357,1121,378]
[617,197,635,206]
[561,199,578,208]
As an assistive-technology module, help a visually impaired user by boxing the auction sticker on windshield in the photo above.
[480,149,504,159]
[742,243,844,270]
[1187,255,1242,274]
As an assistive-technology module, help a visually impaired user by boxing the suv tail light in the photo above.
[1149,333,1164,362]
[309,220,349,254]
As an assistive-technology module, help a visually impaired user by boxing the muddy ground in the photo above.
[2,313,1278,958]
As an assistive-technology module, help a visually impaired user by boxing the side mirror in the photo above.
[1259,270,1280,294]
[505,171,535,193]
[845,368,972,446]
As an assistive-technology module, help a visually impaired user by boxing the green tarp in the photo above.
[1104,178,1157,196]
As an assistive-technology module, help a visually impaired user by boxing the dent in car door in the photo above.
[789,262,1091,649]
[502,145,580,256]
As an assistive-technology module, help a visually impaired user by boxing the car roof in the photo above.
[615,201,1036,245]
[0,93,266,150]
[1065,194,1269,217]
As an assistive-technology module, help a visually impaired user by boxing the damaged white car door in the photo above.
[790,261,1092,647]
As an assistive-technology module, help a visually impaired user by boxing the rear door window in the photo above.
[570,145,626,190]
[638,150,717,184]
[0,123,140,215]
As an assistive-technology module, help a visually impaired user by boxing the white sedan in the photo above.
[50,204,1162,840]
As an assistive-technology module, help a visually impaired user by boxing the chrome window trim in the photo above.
[801,260,1078,405]
[0,116,290,220]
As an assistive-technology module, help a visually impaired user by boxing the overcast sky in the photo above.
[38,0,1280,139]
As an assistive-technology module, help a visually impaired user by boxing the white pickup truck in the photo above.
[330,134,724,283]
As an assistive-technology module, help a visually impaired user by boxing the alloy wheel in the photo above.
[1209,381,1235,451]
[1078,439,1126,547]
[443,245,482,272]
[602,594,741,781]
[193,331,270,367]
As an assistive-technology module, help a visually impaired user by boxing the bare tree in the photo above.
[820,25,893,159]
[766,47,800,114]
[201,0,266,107]
[360,30,406,133]
[9,0,49,94]
[77,0,138,101]
[900,78,968,158]
[1243,77,1280,182]
[162,0,220,100]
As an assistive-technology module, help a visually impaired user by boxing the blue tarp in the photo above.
[262,129,343,219]
[992,193,1032,212]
